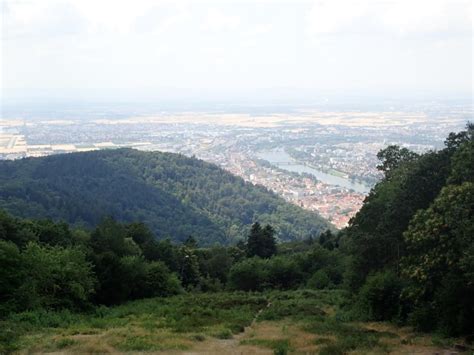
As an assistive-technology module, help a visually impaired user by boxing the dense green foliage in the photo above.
[0,149,329,245]
[402,182,474,334]
[0,214,184,313]
[0,207,344,316]
[0,240,96,313]
[343,123,474,336]
[246,222,277,258]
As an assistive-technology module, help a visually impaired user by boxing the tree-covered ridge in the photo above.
[0,149,330,245]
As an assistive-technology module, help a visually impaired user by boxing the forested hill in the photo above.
[0,149,330,245]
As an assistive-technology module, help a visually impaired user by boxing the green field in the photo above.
[1,290,461,354]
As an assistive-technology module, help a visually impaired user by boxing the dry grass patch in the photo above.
[239,320,320,354]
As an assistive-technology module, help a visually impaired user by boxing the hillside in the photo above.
[0,149,330,245]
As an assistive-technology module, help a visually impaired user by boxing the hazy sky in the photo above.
[1,0,472,101]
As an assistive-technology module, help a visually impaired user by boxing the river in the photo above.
[257,149,372,194]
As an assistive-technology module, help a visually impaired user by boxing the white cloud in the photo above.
[201,8,240,32]
[72,0,160,34]
[306,0,472,36]
[380,0,472,35]
[306,0,370,35]
[3,0,85,38]
[2,0,471,96]
[3,0,187,37]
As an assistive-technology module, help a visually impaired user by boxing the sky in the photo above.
[1,0,473,102]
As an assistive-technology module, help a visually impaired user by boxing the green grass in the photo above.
[213,328,233,339]
[54,337,78,349]
[112,334,192,352]
[313,337,332,345]
[303,319,397,354]
[191,334,206,341]
[0,292,267,353]
[241,338,291,353]
[258,289,345,321]
[0,290,463,354]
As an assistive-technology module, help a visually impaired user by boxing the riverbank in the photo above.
[257,149,372,194]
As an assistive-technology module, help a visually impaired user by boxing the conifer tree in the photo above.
[246,222,276,258]
[247,222,262,257]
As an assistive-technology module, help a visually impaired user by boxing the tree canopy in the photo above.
[0,149,330,245]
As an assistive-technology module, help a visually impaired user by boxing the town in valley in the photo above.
[1,100,470,228]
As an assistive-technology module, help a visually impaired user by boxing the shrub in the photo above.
[307,270,331,290]
[143,261,182,297]
[356,271,402,321]
[198,275,223,292]
[214,329,233,339]
[228,258,268,291]
[408,304,436,332]
[267,257,302,289]
[16,243,96,311]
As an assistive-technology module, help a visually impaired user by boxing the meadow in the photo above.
[1,290,463,354]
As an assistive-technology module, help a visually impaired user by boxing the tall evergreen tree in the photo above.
[246,222,276,258]
[178,246,201,288]
[247,222,262,258]
[261,224,277,258]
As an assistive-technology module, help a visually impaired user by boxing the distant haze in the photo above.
[1,0,472,103]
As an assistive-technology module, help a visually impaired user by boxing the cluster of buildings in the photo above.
[1,104,469,229]
[214,150,365,228]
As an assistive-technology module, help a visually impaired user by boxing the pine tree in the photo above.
[261,224,276,258]
[178,246,200,288]
[246,222,276,258]
[246,222,262,257]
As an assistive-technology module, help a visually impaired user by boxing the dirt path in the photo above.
[182,302,274,354]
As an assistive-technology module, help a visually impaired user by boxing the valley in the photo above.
[1,101,470,227]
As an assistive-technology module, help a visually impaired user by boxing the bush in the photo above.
[13,243,96,312]
[228,258,268,291]
[356,271,402,321]
[198,275,223,292]
[408,304,436,333]
[432,274,474,336]
[143,261,182,297]
[406,278,474,335]
[307,270,331,290]
[267,257,302,289]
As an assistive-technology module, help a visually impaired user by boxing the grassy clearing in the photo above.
[241,338,291,353]
[258,289,344,321]
[303,320,395,354]
[1,290,467,354]
[243,290,395,354]
[242,290,466,355]
[0,292,266,353]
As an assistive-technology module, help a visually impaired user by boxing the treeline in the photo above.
[0,211,343,317]
[0,149,330,245]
